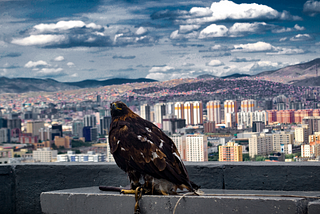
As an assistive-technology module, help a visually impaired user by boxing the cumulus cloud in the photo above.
[67,62,75,67]
[279,37,288,42]
[303,0,320,16]
[113,28,156,46]
[290,34,313,41]
[266,48,305,55]
[170,30,198,40]
[228,22,273,37]
[179,25,201,34]
[54,56,64,61]
[198,24,228,39]
[113,55,136,59]
[135,27,148,35]
[232,41,275,52]
[0,52,22,58]
[33,21,103,33]
[207,59,224,67]
[24,60,48,68]
[249,61,287,73]
[36,68,66,77]
[149,65,177,73]
[272,24,306,33]
[154,0,301,25]
[12,35,66,46]
[230,57,260,62]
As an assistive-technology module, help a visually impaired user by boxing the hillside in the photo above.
[64,78,156,88]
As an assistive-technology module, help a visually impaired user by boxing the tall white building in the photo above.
[105,136,115,162]
[186,134,208,162]
[237,111,268,128]
[33,147,57,162]
[84,115,97,127]
[174,102,184,119]
[295,125,309,145]
[165,102,175,115]
[184,102,193,125]
[193,101,203,125]
[272,131,294,153]
[241,99,256,112]
[224,100,237,127]
[140,104,151,121]
[170,134,186,161]
[207,100,221,124]
[154,103,166,127]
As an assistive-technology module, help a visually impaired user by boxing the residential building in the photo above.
[72,120,84,138]
[219,141,243,162]
[224,100,237,127]
[54,136,71,149]
[207,100,221,124]
[249,133,273,158]
[170,134,186,161]
[272,131,294,153]
[241,99,255,112]
[174,102,184,119]
[84,115,97,127]
[185,134,208,162]
[154,103,166,128]
[0,128,10,143]
[204,121,215,133]
[100,116,112,135]
[162,115,186,135]
[294,125,309,145]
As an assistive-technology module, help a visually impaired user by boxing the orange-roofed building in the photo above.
[283,110,294,124]
[313,109,320,116]
[266,110,277,124]
[294,110,302,124]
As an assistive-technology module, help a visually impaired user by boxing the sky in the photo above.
[0,0,320,82]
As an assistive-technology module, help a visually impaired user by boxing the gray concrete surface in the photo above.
[308,200,320,214]
[1,162,320,214]
[41,187,320,214]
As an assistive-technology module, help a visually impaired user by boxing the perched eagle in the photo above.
[109,101,199,195]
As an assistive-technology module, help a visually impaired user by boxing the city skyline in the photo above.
[1,0,320,82]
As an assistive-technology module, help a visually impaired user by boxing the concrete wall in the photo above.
[1,162,320,214]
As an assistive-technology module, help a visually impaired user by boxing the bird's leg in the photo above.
[121,182,141,194]
[160,190,169,196]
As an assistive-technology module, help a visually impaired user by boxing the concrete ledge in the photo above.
[2,162,320,214]
[41,187,320,214]
[308,200,320,214]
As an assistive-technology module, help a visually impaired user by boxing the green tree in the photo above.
[255,155,266,161]
[243,153,250,161]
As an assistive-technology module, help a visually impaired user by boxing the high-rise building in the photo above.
[192,101,203,125]
[154,103,166,128]
[295,125,309,145]
[170,134,186,161]
[184,102,194,125]
[84,115,97,127]
[7,118,21,130]
[207,100,221,124]
[39,127,51,142]
[162,115,186,134]
[97,95,101,103]
[72,120,84,138]
[272,131,293,153]
[174,102,184,119]
[52,124,63,137]
[241,99,255,112]
[140,104,151,121]
[165,102,175,115]
[0,117,8,129]
[249,133,273,158]
[54,136,71,149]
[265,100,273,110]
[302,116,320,135]
[185,134,208,162]
[219,141,243,162]
[252,121,265,132]
[100,116,112,135]
[0,128,10,143]
[26,121,45,136]
[224,100,237,127]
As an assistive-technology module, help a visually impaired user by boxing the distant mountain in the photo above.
[197,74,217,79]
[221,73,251,79]
[0,77,79,94]
[253,58,320,83]
[65,78,157,88]
[0,77,157,94]
[291,76,320,86]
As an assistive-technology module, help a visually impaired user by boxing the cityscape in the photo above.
[2,69,320,164]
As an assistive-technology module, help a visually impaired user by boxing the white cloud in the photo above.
[207,60,224,67]
[182,0,301,24]
[279,37,288,42]
[179,25,201,34]
[198,24,228,39]
[316,42,320,45]
[294,24,306,31]
[249,61,287,72]
[12,34,66,46]
[303,0,320,16]
[33,20,103,33]
[266,48,305,55]
[0,41,7,47]
[232,41,275,52]
[24,60,48,68]
[136,27,148,35]
[70,73,78,77]
[290,34,313,41]
[54,56,64,61]
[228,22,271,37]
[67,62,75,67]
[37,68,65,77]
[149,66,176,73]
[170,30,198,40]
[146,72,191,81]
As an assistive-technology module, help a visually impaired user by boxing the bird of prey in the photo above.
[109,101,199,195]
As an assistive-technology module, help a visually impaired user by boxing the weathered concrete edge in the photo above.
[40,188,310,214]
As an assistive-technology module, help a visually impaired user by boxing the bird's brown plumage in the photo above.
[109,101,199,194]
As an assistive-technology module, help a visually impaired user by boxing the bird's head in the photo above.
[110,101,131,117]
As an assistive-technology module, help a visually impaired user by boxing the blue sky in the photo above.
[0,0,320,82]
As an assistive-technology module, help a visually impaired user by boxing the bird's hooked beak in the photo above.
[111,103,122,111]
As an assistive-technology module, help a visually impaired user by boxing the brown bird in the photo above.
[109,101,199,195]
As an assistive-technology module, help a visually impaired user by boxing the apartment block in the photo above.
[219,141,243,162]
